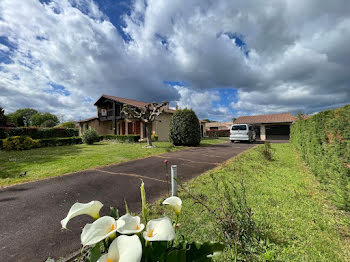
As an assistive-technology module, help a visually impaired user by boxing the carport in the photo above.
[233,113,296,141]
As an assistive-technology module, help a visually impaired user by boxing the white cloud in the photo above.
[0,0,349,121]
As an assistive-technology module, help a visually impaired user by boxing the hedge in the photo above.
[0,127,78,139]
[206,129,230,137]
[39,137,83,147]
[102,134,140,143]
[290,104,350,211]
[2,136,40,150]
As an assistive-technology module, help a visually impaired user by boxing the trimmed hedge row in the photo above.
[103,134,140,143]
[0,127,78,139]
[206,129,230,137]
[290,104,350,211]
[39,137,83,147]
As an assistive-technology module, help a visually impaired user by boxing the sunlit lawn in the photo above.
[0,138,226,187]
[148,144,350,261]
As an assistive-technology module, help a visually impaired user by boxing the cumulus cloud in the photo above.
[0,0,349,121]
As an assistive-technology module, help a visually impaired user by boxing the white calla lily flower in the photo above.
[97,235,142,262]
[143,217,175,241]
[81,216,122,246]
[116,214,145,234]
[162,196,182,216]
[61,201,103,229]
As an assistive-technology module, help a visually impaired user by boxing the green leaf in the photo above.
[184,241,225,262]
[85,243,102,262]
[109,207,119,219]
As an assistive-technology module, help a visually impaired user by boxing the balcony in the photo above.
[98,109,123,121]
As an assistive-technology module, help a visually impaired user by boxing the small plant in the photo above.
[262,142,273,161]
[151,134,159,141]
[82,129,100,145]
[60,181,224,262]
[3,135,40,150]
[182,174,267,260]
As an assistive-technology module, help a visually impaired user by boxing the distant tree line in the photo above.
[0,106,75,128]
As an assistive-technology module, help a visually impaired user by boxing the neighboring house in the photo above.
[78,95,176,141]
[205,122,232,131]
[234,113,297,140]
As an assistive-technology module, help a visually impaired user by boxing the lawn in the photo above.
[0,138,226,187]
[149,143,350,261]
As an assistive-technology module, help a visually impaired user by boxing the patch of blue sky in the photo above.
[163,81,186,87]
[0,36,17,65]
[45,82,71,96]
[212,88,238,115]
[93,0,133,42]
[217,32,250,57]
[155,33,169,49]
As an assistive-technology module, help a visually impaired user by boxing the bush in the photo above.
[0,127,78,139]
[151,134,159,141]
[3,136,40,150]
[56,121,75,128]
[82,129,100,145]
[41,119,57,128]
[0,139,3,150]
[103,134,140,143]
[39,137,82,147]
[169,108,201,146]
[206,129,230,137]
[290,104,350,210]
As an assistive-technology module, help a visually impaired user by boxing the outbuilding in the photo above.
[233,113,297,141]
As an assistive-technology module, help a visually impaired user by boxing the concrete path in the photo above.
[0,142,256,261]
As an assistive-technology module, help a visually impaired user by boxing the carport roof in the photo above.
[234,113,296,124]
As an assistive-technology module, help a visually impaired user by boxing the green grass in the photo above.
[149,144,350,261]
[0,138,226,187]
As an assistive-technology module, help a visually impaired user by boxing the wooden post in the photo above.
[171,165,177,196]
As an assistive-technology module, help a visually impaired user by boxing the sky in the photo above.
[0,0,349,122]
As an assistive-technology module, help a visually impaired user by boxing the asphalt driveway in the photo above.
[0,141,256,261]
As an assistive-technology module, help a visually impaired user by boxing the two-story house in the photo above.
[78,95,176,141]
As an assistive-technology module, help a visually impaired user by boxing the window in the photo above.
[232,125,247,130]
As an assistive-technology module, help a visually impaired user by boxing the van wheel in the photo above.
[231,140,235,143]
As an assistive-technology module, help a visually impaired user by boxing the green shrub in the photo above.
[103,134,140,143]
[82,129,100,145]
[151,134,159,141]
[39,137,82,147]
[290,104,350,210]
[3,136,40,150]
[56,121,76,128]
[0,139,3,150]
[40,119,57,128]
[0,127,78,139]
[169,108,201,146]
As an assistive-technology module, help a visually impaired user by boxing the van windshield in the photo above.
[232,125,247,130]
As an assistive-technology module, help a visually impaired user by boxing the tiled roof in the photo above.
[234,113,296,124]
[95,94,175,113]
[77,116,98,123]
[205,122,232,128]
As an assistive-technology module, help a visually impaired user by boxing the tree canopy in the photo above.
[6,108,38,127]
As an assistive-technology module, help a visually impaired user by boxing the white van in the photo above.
[230,124,256,143]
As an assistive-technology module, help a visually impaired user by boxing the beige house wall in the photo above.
[152,113,172,141]
[79,113,173,141]
[79,119,114,136]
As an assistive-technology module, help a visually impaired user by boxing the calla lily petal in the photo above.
[97,254,108,262]
[143,217,175,241]
[117,213,145,234]
[162,196,182,215]
[61,201,103,229]
[106,235,142,262]
[81,216,121,246]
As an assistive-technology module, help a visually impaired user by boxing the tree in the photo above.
[0,106,7,127]
[41,119,57,128]
[122,102,168,147]
[6,108,38,126]
[31,112,59,127]
[169,108,201,146]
